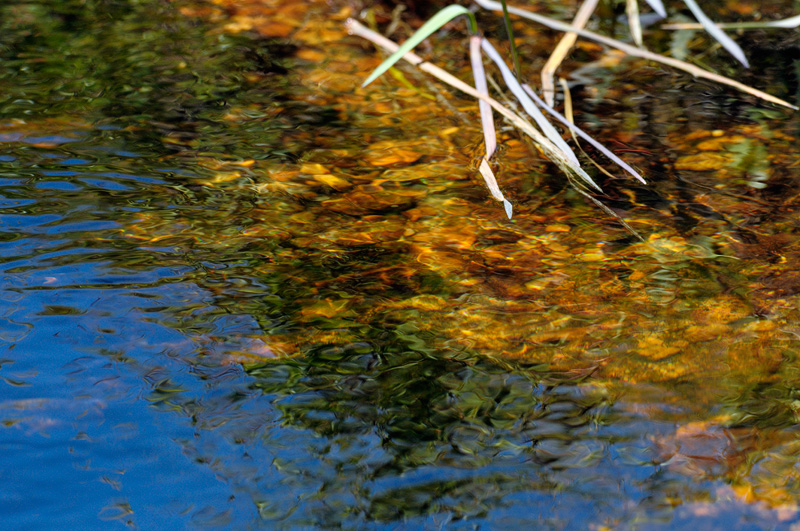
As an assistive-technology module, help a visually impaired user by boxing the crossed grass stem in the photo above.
[351,1,796,234]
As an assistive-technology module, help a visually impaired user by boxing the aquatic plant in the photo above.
[348,1,797,234]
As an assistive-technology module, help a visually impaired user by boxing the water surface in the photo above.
[2,0,800,529]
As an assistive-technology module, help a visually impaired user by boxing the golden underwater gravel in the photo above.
[154,0,800,512]
[157,0,800,381]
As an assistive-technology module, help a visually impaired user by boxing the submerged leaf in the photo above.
[361,5,477,87]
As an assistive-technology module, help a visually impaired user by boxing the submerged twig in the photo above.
[578,188,644,240]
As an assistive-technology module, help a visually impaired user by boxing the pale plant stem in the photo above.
[681,0,748,67]
[472,0,797,110]
[662,15,800,30]
[470,35,497,159]
[522,83,646,184]
[345,19,595,201]
[541,0,598,107]
[626,0,643,47]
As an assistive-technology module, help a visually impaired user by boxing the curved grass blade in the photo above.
[361,5,477,87]
[472,35,511,217]
[626,0,643,47]
[472,0,795,109]
[480,39,590,182]
[644,0,666,18]
[681,0,748,67]
[470,36,496,158]
[522,83,646,184]
[479,158,513,219]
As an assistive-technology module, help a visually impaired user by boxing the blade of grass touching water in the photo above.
[472,0,796,109]
[471,34,512,218]
[480,39,587,174]
[480,39,603,192]
[470,36,497,159]
[521,83,646,184]
[681,0,748,67]
[542,0,598,106]
[361,5,478,87]
[347,19,598,216]
[559,77,620,181]
[644,0,667,18]
[479,159,513,219]
[626,0,643,47]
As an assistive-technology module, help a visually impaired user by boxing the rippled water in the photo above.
[2,0,800,529]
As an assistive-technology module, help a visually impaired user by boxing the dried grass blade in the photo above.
[470,36,497,158]
[626,0,643,47]
[479,158,505,201]
[559,78,624,181]
[681,0,748,67]
[662,14,800,30]
[541,0,598,106]
[480,39,585,173]
[472,0,796,109]
[347,19,602,204]
[478,159,514,218]
[644,0,667,18]
[523,83,646,184]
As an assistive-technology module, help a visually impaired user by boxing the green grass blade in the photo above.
[499,0,522,80]
[361,5,477,88]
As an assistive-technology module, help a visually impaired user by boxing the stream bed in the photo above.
[2,0,800,529]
